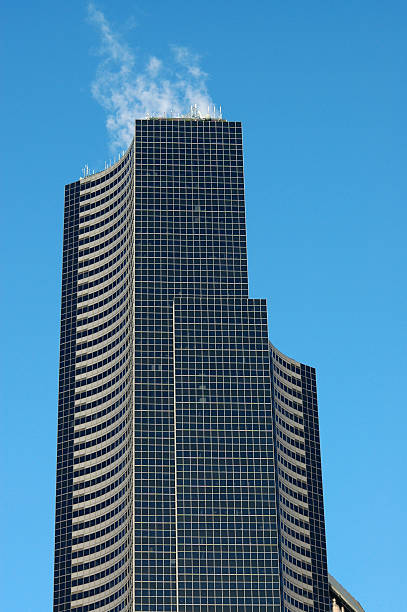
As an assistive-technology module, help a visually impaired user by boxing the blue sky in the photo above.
[1,1,406,610]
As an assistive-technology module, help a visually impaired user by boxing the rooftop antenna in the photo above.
[191,104,200,119]
[220,105,222,119]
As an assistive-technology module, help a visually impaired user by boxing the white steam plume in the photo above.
[88,3,214,149]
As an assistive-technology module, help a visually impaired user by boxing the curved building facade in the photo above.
[270,345,330,612]
[55,147,135,611]
[54,116,331,611]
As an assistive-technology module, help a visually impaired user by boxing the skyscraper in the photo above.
[54,116,330,611]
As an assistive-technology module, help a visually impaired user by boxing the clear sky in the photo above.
[1,1,406,610]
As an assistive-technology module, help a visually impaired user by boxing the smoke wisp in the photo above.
[88,3,214,149]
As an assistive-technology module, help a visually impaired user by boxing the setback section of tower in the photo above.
[270,344,330,612]
[173,297,281,610]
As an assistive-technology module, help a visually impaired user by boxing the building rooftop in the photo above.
[329,574,365,612]
[144,103,223,120]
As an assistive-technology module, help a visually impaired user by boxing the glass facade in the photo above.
[54,118,330,611]
[174,297,280,609]
[270,345,330,612]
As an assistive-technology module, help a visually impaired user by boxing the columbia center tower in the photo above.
[54,117,330,611]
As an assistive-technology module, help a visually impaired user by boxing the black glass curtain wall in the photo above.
[54,118,330,612]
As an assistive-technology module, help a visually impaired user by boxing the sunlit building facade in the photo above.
[54,117,332,611]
